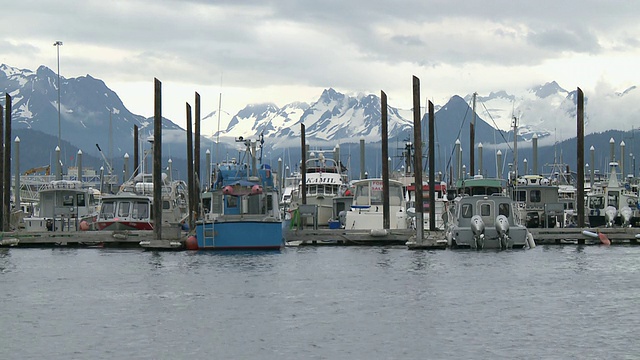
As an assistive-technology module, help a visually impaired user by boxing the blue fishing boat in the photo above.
[195,138,283,250]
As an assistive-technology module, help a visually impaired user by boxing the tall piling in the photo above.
[153,78,162,240]
[14,137,20,216]
[478,143,483,176]
[577,87,585,229]
[205,149,211,190]
[590,146,595,186]
[412,76,424,243]
[532,133,538,175]
[77,150,83,183]
[621,141,626,177]
[381,91,390,229]
[4,94,11,230]
[428,101,436,231]
[123,153,129,182]
[609,137,615,162]
[194,92,201,217]
[133,125,139,177]
[359,138,365,179]
[301,124,307,204]
[455,139,461,182]
[186,102,194,232]
[0,103,3,231]
[497,150,503,179]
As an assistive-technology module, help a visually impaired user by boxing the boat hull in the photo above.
[195,220,283,250]
[95,221,153,231]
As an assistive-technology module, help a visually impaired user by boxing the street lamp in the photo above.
[53,40,63,149]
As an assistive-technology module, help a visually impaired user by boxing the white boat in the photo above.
[95,173,189,231]
[289,151,349,228]
[586,162,640,227]
[344,178,408,230]
[23,180,100,232]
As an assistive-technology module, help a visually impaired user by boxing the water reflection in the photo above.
[0,248,11,274]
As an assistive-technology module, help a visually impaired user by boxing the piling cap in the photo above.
[15,136,20,142]
[610,137,615,143]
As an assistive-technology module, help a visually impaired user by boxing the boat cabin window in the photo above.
[480,203,491,216]
[101,202,115,218]
[118,202,131,217]
[227,196,238,208]
[162,200,171,210]
[63,194,74,206]
[77,193,86,207]
[589,196,604,209]
[499,203,510,217]
[607,191,619,207]
[530,190,541,203]
[133,202,149,219]
[308,185,318,196]
[461,203,473,218]
[513,190,526,202]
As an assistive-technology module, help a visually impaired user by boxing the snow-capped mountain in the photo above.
[3,63,639,174]
[0,63,196,159]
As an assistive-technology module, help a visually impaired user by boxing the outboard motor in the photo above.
[620,206,632,227]
[470,215,485,250]
[495,215,510,250]
[604,206,617,228]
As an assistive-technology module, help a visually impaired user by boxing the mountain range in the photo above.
[1,63,638,180]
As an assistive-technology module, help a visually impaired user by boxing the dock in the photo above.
[529,227,640,245]
[284,228,447,249]
[0,229,186,248]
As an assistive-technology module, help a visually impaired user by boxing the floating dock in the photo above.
[529,227,640,245]
[0,230,186,248]
[284,228,447,249]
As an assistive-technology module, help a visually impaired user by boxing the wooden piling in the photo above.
[186,102,194,232]
[412,76,424,243]
[577,88,585,229]
[4,94,11,231]
[153,78,162,240]
[0,103,4,231]
[301,123,307,204]
[194,92,201,218]
[381,91,390,229]
[428,101,436,231]
[133,125,139,177]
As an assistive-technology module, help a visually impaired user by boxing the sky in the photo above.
[1,0,640,135]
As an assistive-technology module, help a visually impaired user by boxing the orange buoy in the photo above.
[598,231,611,246]
[79,220,90,231]
[186,235,199,250]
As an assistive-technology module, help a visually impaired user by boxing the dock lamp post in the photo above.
[53,40,63,150]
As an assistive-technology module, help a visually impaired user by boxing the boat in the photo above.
[444,193,531,250]
[94,173,189,231]
[195,138,283,250]
[510,174,564,228]
[444,176,531,249]
[586,161,640,227]
[23,180,100,232]
[289,151,349,228]
[344,178,408,230]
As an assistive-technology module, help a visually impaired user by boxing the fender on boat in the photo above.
[526,231,536,249]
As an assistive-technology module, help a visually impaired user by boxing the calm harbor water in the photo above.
[1,244,639,359]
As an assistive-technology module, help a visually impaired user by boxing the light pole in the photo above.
[53,40,63,150]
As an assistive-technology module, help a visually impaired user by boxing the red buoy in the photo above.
[79,220,90,231]
[186,235,199,250]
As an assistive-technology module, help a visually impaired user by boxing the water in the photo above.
[1,245,639,359]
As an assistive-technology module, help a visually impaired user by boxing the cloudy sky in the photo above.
[1,0,639,135]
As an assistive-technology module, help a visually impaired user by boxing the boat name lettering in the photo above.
[306,177,338,184]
